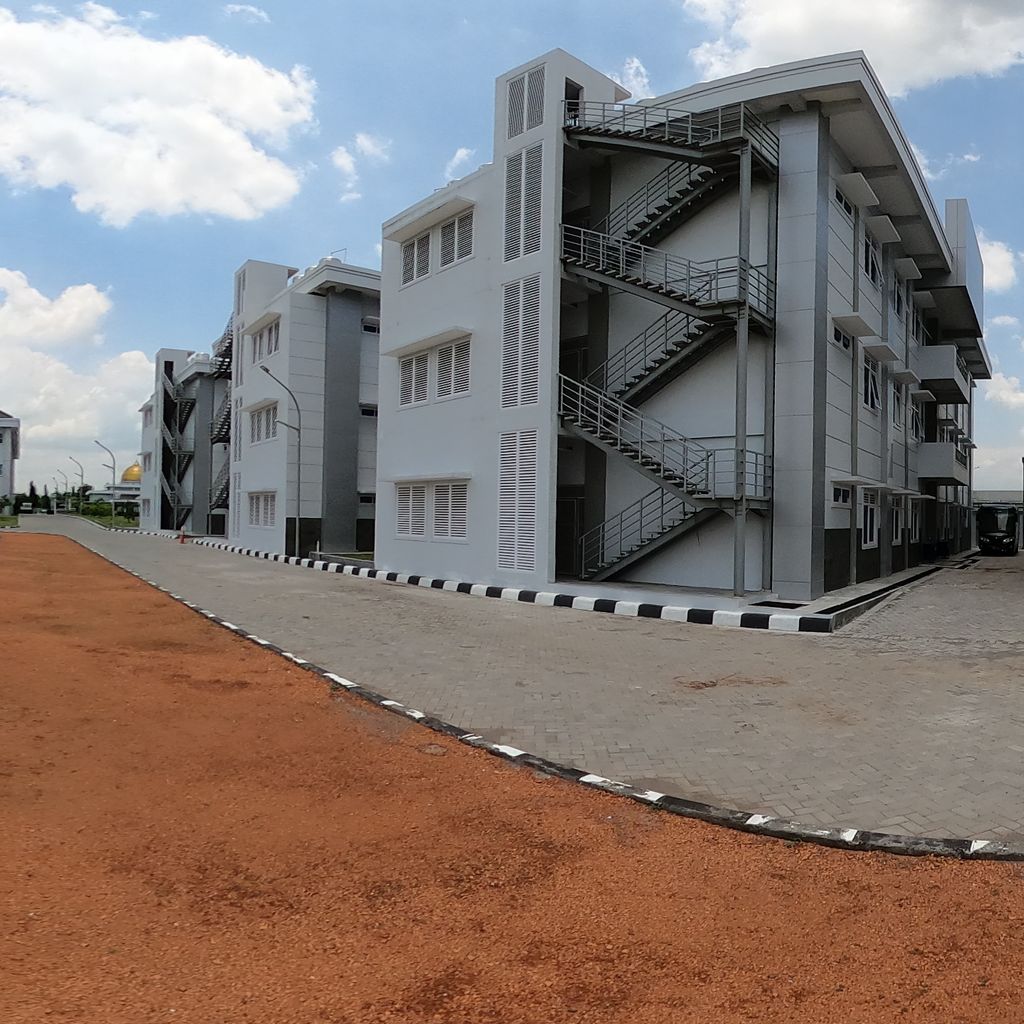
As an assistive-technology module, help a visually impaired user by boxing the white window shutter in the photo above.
[433,483,451,537]
[507,74,526,139]
[396,485,411,535]
[456,212,473,259]
[526,66,545,131]
[519,276,541,404]
[450,482,468,538]
[399,356,414,405]
[402,241,415,285]
[498,430,537,571]
[415,234,430,278]
[413,352,429,403]
[410,485,426,536]
[440,219,456,267]
[501,281,522,408]
[453,339,471,395]
[522,144,543,255]
[504,152,523,262]
[436,344,454,399]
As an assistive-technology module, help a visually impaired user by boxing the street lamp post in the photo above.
[57,470,69,513]
[260,365,302,558]
[52,477,60,515]
[94,440,116,529]
[69,456,85,513]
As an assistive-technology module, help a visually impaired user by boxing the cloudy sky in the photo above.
[2,0,1024,491]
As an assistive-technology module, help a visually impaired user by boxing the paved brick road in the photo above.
[18,517,1024,840]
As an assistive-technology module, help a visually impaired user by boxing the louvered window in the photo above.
[399,352,429,406]
[504,145,542,261]
[396,484,426,537]
[526,66,545,130]
[507,74,526,138]
[248,491,276,528]
[433,482,469,539]
[440,210,474,268]
[504,151,523,261]
[501,276,541,408]
[498,430,538,571]
[402,233,430,284]
[436,339,471,400]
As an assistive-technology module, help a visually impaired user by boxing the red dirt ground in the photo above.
[3,534,1023,1023]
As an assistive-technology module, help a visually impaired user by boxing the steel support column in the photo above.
[733,142,752,596]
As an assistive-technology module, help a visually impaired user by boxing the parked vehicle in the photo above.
[977,505,1020,556]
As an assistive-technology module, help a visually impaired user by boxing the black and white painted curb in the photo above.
[191,539,833,634]
[65,533,1023,861]
[60,516,179,539]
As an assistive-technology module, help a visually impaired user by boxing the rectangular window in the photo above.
[862,353,881,412]
[911,502,921,543]
[891,383,904,429]
[399,352,429,406]
[891,276,905,321]
[892,503,904,545]
[861,491,879,549]
[439,211,474,268]
[248,491,276,528]
[401,233,430,285]
[143,452,152,472]
[832,486,851,507]
[433,482,469,539]
[396,484,426,537]
[361,317,380,334]
[498,430,538,571]
[501,276,541,408]
[833,186,854,221]
[143,408,153,427]
[832,324,854,352]
[359,405,379,417]
[504,144,542,261]
[435,339,471,400]
[910,402,923,442]
[250,403,277,443]
[863,231,882,289]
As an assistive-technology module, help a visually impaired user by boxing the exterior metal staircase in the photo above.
[211,389,232,445]
[210,314,233,378]
[210,460,230,512]
[160,419,193,529]
[561,225,775,325]
[596,162,739,247]
[586,311,734,406]
[580,488,720,581]
[564,100,779,171]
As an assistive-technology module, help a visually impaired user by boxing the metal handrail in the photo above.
[708,450,773,500]
[160,420,193,456]
[562,225,775,318]
[212,314,234,356]
[559,374,712,493]
[595,162,725,241]
[564,100,779,168]
[210,460,230,508]
[580,487,694,578]
[587,310,702,396]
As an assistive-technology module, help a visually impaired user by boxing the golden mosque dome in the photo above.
[121,462,142,483]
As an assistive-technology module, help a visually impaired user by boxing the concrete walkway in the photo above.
[17,516,1024,841]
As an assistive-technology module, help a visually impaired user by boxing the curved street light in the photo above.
[94,440,116,529]
[69,456,85,513]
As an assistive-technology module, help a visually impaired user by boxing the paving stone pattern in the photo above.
[20,517,1024,841]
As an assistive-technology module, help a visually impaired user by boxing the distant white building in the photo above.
[375,49,988,601]
[90,461,142,506]
[227,258,381,556]
[0,408,19,503]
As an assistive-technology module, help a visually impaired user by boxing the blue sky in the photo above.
[2,0,1024,490]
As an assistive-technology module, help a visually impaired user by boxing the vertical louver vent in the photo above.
[508,65,545,138]
[498,430,538,571]
[503,144,542,262]
[501,276,541,408]
[399,352,429,406]
[396,484,427,537]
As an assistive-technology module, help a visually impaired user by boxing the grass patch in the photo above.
[0,515,17,527]
[72,513,140,529]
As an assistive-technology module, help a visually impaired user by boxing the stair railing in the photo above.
[559,374,711,494]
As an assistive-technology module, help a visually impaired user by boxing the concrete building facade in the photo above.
[376,49,988,601]
[0,409,20,503]
[227,258,381,556]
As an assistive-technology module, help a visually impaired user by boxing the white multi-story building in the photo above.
[227,258,381,556]
[376,49,988,601]
[137,332,231,534]
[0,409,20,503]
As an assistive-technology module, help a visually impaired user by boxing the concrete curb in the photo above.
[61,534,1024,861]
[191,539,834,634]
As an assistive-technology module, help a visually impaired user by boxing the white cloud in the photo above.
[911,142,983,181]
[443,146,475,181]
[0,268,111,348]
[978,231,1019,293]
[0,269,151,493]
[682,0,1024,95]
[613,56,655,100]
[982,371,1024,408]
[974,444,1024,489]
[223,4,270,22]
[354,132,391,162]
[0,5,315,226]
[331,144,361,202]
[989,315,1020,328]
